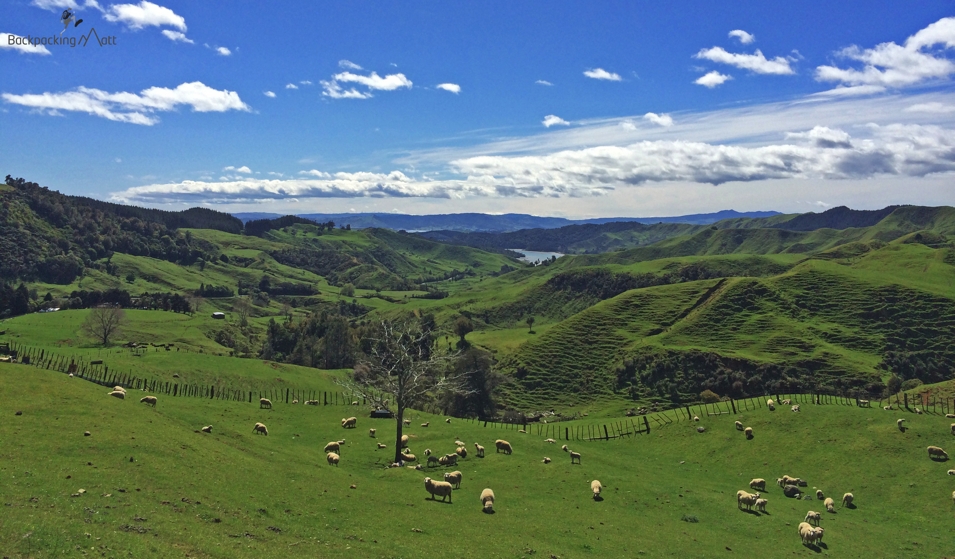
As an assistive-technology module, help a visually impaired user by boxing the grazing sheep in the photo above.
[693,415,700,422]
[781,399,791,405]
[946,414,955,419]
[403,419,411,426]
[768,404,775,411]
[259,398,271,409]
[201,425,212,433]
[424,477,453,503]
[815,490,824,500]
[898,418,906,431]
[113,386,126,394]
[377,443,387,449]
[439,453,458,467]
[444,470,462,489]
[544,438,556,444]
[421,422,429,428]
[455,447,468,459]
[292,399,298,405]
[591,480,602,499]
[810,527,825,545]
[403,454,417,463]
[518,429,527,433]
[253,422,268,436]
[455,440,466,448]
[474,443,485,458]
[306,400,319,406]
[916,408,923,415]
[859,399,869,407]
[403,447,412,455]
[791,405,800,412]
[950,423,955,436]
[750,478,766,491]
[543,457,551,464]
[755,498,768,512]
[842,492,854,507]
[884,405,893,410]
[798,521,814,544]
[108,390,125,400]
[326,452,340,466]
[427,455,439,467]
[805,511,821,526]
[369,428,376,437]
[445,418,451,423]
[351,401,358,406]
[495,440,513,455]
[480,488,494,512]
[824,497,835,512]
[928,446,949,460]
[561,444,569,452]
[342,417,357,429]
[744,427,754,439]
[324,441,341,454]
[735,421,743,431]
[424,448,432,456]
[767,399,774,407]
[140,396,157,406]
[737,490,760,510]
[401,435,409,448]
[947,469,955,475]
[570,450,581,464]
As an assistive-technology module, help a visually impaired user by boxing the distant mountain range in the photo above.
[231,210,783,232]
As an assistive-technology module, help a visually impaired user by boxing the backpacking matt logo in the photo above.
[6,9,117,49]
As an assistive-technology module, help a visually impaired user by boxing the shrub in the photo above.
[699,389,721,403]
[901,378,923,391]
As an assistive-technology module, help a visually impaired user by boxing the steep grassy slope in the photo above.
[3,363,954,557]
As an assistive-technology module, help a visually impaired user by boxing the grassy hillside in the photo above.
[3,362,954,557]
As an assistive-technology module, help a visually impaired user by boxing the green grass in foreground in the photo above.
[2,363,954,558]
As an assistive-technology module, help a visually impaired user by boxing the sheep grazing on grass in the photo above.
[324,441,341,454]
[421,422,429,428]
[798,522,815,545]
[201,425,212,433]
[544,438,556,444]
[744,427,754,439]
[561,444,569,452]
[424,477,453,503]
[842,492,853,507]
[591,480,603,500]
[947,469,955,475]
[952,490,955,504]
[693,416,700,422]
[305,400,319,406]
[292,399,298,405]
[253,422,268,436]
[805,511,821,526]
[928,446,949,460]
[767,399,774,407]
[369,428,376,437]
[444,470,462,489]
[543,457,551,464]
[403,419,411,426]
[113,386,126,394]
[916,408,923,415]
[737,490,759,510]
[859,399,869,407]
[518,429,527,433]
[768,404,775,411]
[824,497,835,512]
[735,421,743,431]
[403,454,417,463]
[140,396,157,406]
[897,418,906,431]
[351,401,358,406]
[755,498,768,512]
[377,443,387,449]
[439,453,458,467]
[424,449,432,456]
[400,435,409,448]
[791,405,800,412]
[480,488,495,513]
[456,447,468,459]
[474,443,485,458]
[455,440,466,448]
[946,414,955,419]
[342,417,357,429]
[570,451,581,464]
[403,447,412,455]
[809,527,824,545]
[427,455,439,467]
[445,418,451,424]
[950,423,955,436]
[884,405,893,411]
[815,490,824,500]
[749,478,766,491]
[495,440,512,455]
[259,398,271,409]
[781,399,791,405]
[326,452,340,466]
[108,390,125,400]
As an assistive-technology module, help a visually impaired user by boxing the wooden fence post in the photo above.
[643,415,650,434]
[730,399,737,414]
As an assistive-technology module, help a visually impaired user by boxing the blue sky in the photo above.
[3,1,955,218]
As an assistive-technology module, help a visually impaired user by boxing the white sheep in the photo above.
[292,399,298,405]
[439,453,458,467]
[495,440,512,455]
[809,526,824,545]
[421,422,429,428]
[444,470,462,489]
[403,419,411,426]
[424,477,453,502]
[342,416,357,429]
[113,386,126,394]
[474,443,485,458]
[750,478,766,491]
[736,490,759,510]
[445,418,451,423]
[791,405,800,412]
[755,498,768,512]
[377,443,387,449]
[946,414,955,419]
[841,492,854,507]
[805,511,821,526]
[324,441,341,454]
[916,407,923,415]
[200,425,212,433]
[947,469,955,475]
[798,521,814,544]
[326,452,340,466]
[591,480,602,499]
[518,429,526,433]
[259,398,271,409]
[824,497,835,512]
[561,444,569,452]
[884,405,893,410]
[781,399,791,405]
[455,446,468,459]
[351,400,358,406]
[744,426,753,439]
[928,446,949,460]
[570,450,581,464]
[108,390,125,400]
[369,428,376,437]
[140,396,157,406]
[815,489,824,500]
[403,454,417,463]
[544,438,556,444]
[480,488,494,512]
[767,398,774,407]
[897,418,906,431]
[455,439,466,447]
[950,423,955,436]
[253,422,268,436]
[424,448,432,456]
[543,457,551,464]
[401,435,409,448]
[735,421,743,431]
[693,415,700,422]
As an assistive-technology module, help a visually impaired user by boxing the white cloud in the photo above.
[816,16,955,88]
[904,102,955,114]
[300,80,312,85]
[263,91,276,98]
[785,125,852,148]
[235,166,252,174]
[0,33,52,55]
[536,80,554,86]
[320,70,412,100]
[104,1,185,31]
[2,81,250,125]
[223,166,235,171]
[643,112,674,127]
[285,83,298,90]
[299,169,331,178]
[810,85,886,98]
[338,60,362,70]
[31,0,101,11]
[216,46,231,56]
[619,120,637,131]
[728,29,755,44]
[320,81,373,99]
[161,30,193,44]
[542,115,570,127]
[583,68,622,81]
[436,83,461,94]
[695,71,732,88]
[695,47,794,75]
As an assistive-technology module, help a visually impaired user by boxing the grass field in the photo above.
[2,362,954,558]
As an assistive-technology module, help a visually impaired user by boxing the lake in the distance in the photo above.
[509,249,565,263]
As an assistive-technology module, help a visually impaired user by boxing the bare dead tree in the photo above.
[340,318,472,464]
[81,306,126,345]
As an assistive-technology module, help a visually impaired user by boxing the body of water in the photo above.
[509,249,565,263]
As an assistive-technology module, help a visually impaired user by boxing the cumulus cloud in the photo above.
[0,33,51,55]
[263,91,276,98]
[161,30,193,43]
[695,47,794,75]
[285,83,298,90]
[436,83,461,94]
[31,0,101,11]
[695,71,732,88]
[104,1,185,30]
[584,68,622,81]
[320,69,412,99]
[786,125,852,148]
[542,115,570,127]
[535,80,554,86]
[816,16,955,88]
[643,112,674,127]
[216,46,231,56]
[729,29,755,44]
[338,60,362,70]
[2,81,250,125]
[235,166,252,174]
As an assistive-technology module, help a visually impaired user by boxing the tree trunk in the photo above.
[394,406,405,464]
